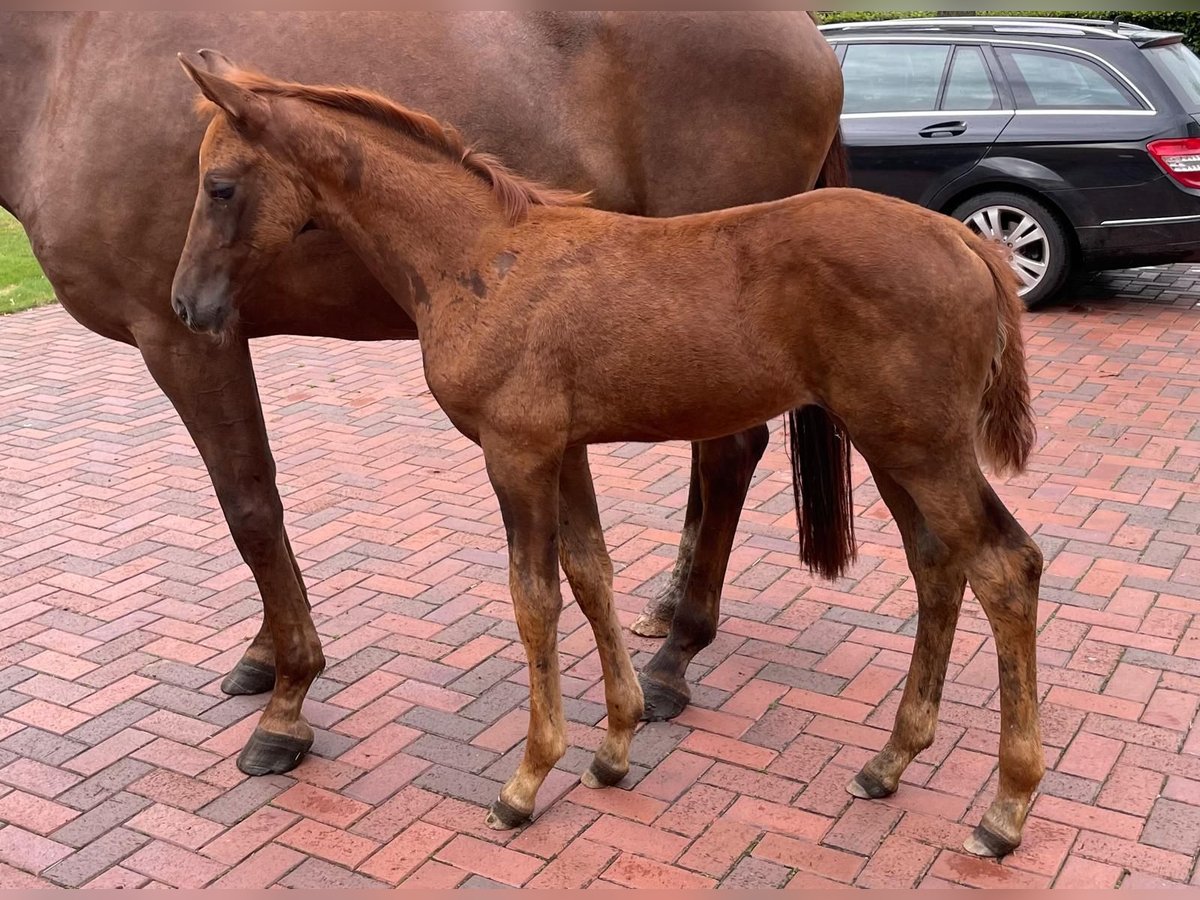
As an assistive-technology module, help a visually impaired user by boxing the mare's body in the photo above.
[0,12,846,724]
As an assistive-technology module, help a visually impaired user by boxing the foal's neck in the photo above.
[303,112,502,324]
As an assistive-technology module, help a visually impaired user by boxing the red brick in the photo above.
[1141,688,1199,731]
[211,842,304,889]
[679,731,777,770]
[0,826,71,873]
[6,700,90,735]
[399,860,467,889]
[527,837,615,889]
[434,834,543,887]
[201,807,298,866]
[359,821,454,884]
[1046,686,1143,720]
[1057,731,1123,781]
[1053,855,1123,889]
[726,796,831,842]
[1097,765,1165,817]
[274,782,372,829]
[601,852,716,890]
[720,678,788,720]
[565,784,666,825]
[123,839,227,889]
[0,792,77,835]
[277,819,379,868]
[1073,832,1193,881]
[752,832,863,882]
[855,834,938,888]
[930,849,1050,889]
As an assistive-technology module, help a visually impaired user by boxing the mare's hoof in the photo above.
[638,673,689,722]
[630,613,671,638]
[963,824,1020,858]
[485,797,531,831]
[221,659,276,696]
[846,770,895,800]
[582,757,628,789]
[236,728,312,776]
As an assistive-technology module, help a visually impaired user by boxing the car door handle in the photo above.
[919,121,967,138]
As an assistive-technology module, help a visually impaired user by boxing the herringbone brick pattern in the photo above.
[1,270,1199,888]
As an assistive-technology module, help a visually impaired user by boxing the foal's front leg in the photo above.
[481,436,569,830]
[558,446,644,788]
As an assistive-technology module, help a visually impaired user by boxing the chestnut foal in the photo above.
[172,56,1044,856]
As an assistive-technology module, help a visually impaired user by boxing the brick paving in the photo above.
[1,265,1199,888]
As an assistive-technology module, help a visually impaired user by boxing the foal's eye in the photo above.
[209,184,235,202]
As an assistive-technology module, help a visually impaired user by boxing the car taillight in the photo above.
[1148,138,1200,189]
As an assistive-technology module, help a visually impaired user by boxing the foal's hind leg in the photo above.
[558,446,644,788]
[631,427,768,639]
[639,426,770,720]
[480,435,569,830]
[849,465,966,800]
[884,458,1044,857]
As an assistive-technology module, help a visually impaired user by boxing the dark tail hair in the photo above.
[781,126,857,582]
[971,235,1036,476]
[784,407,857,580]
[814,127,849,190]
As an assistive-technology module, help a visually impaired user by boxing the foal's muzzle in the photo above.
[172,289,231,335]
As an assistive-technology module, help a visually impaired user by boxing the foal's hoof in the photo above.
[846,770,895,800]
[485,797,531,831]
[221,659,276,696]
[236,728,312,776]
[582,757,628,790]
[630,613,671,638]
[638,673,690,722]
[963,824,1020,859]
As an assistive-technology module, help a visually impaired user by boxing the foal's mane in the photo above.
[202,68,590,225]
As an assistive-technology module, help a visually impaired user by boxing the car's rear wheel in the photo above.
[950,191,1071,308]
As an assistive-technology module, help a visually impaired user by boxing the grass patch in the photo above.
[0,209,55,315]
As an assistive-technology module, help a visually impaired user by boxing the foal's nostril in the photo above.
[173,296,191,327]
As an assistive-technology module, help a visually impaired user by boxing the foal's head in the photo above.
[171,51,588,337]
[171,51,318,336]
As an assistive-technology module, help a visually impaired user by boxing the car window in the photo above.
[841,43,951,113]
[997,48,1141,110]
[942,45,1001,111]
[1146,43,1200,111]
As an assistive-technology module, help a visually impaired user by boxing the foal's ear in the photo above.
[197,48,238,76]
[178,52,268,134]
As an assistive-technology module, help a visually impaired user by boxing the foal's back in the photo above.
[465,188,999,444]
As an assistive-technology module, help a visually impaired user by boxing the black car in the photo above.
[820,16,1200,306]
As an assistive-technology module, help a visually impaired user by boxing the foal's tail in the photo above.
[972,235,1036,476]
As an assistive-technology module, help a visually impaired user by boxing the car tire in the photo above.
[950,191,1072,309]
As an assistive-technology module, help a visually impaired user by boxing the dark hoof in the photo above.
[963,824,1020,858]
[638,672,690,722]
[846,769,895,800]
[221,659,276,696]
[582,757,628,789]
[485,797,531,831]
[236,727,312,776]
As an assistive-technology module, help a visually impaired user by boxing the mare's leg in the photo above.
[848,464,966,800]
[638,425,770,720]
[138,327,323,773]
[874,454,1044,857]
[558,446,644,788]
[481,435,568,830]
[632,428,768,639]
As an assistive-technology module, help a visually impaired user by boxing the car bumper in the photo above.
[1076,215,1200,270]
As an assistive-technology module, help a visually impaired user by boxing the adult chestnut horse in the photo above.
[172,55,1043,856]
[0,13,844,731]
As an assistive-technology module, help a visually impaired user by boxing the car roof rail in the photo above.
[817,16,1179,45]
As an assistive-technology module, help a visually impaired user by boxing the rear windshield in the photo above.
[1146,43,1200,110]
